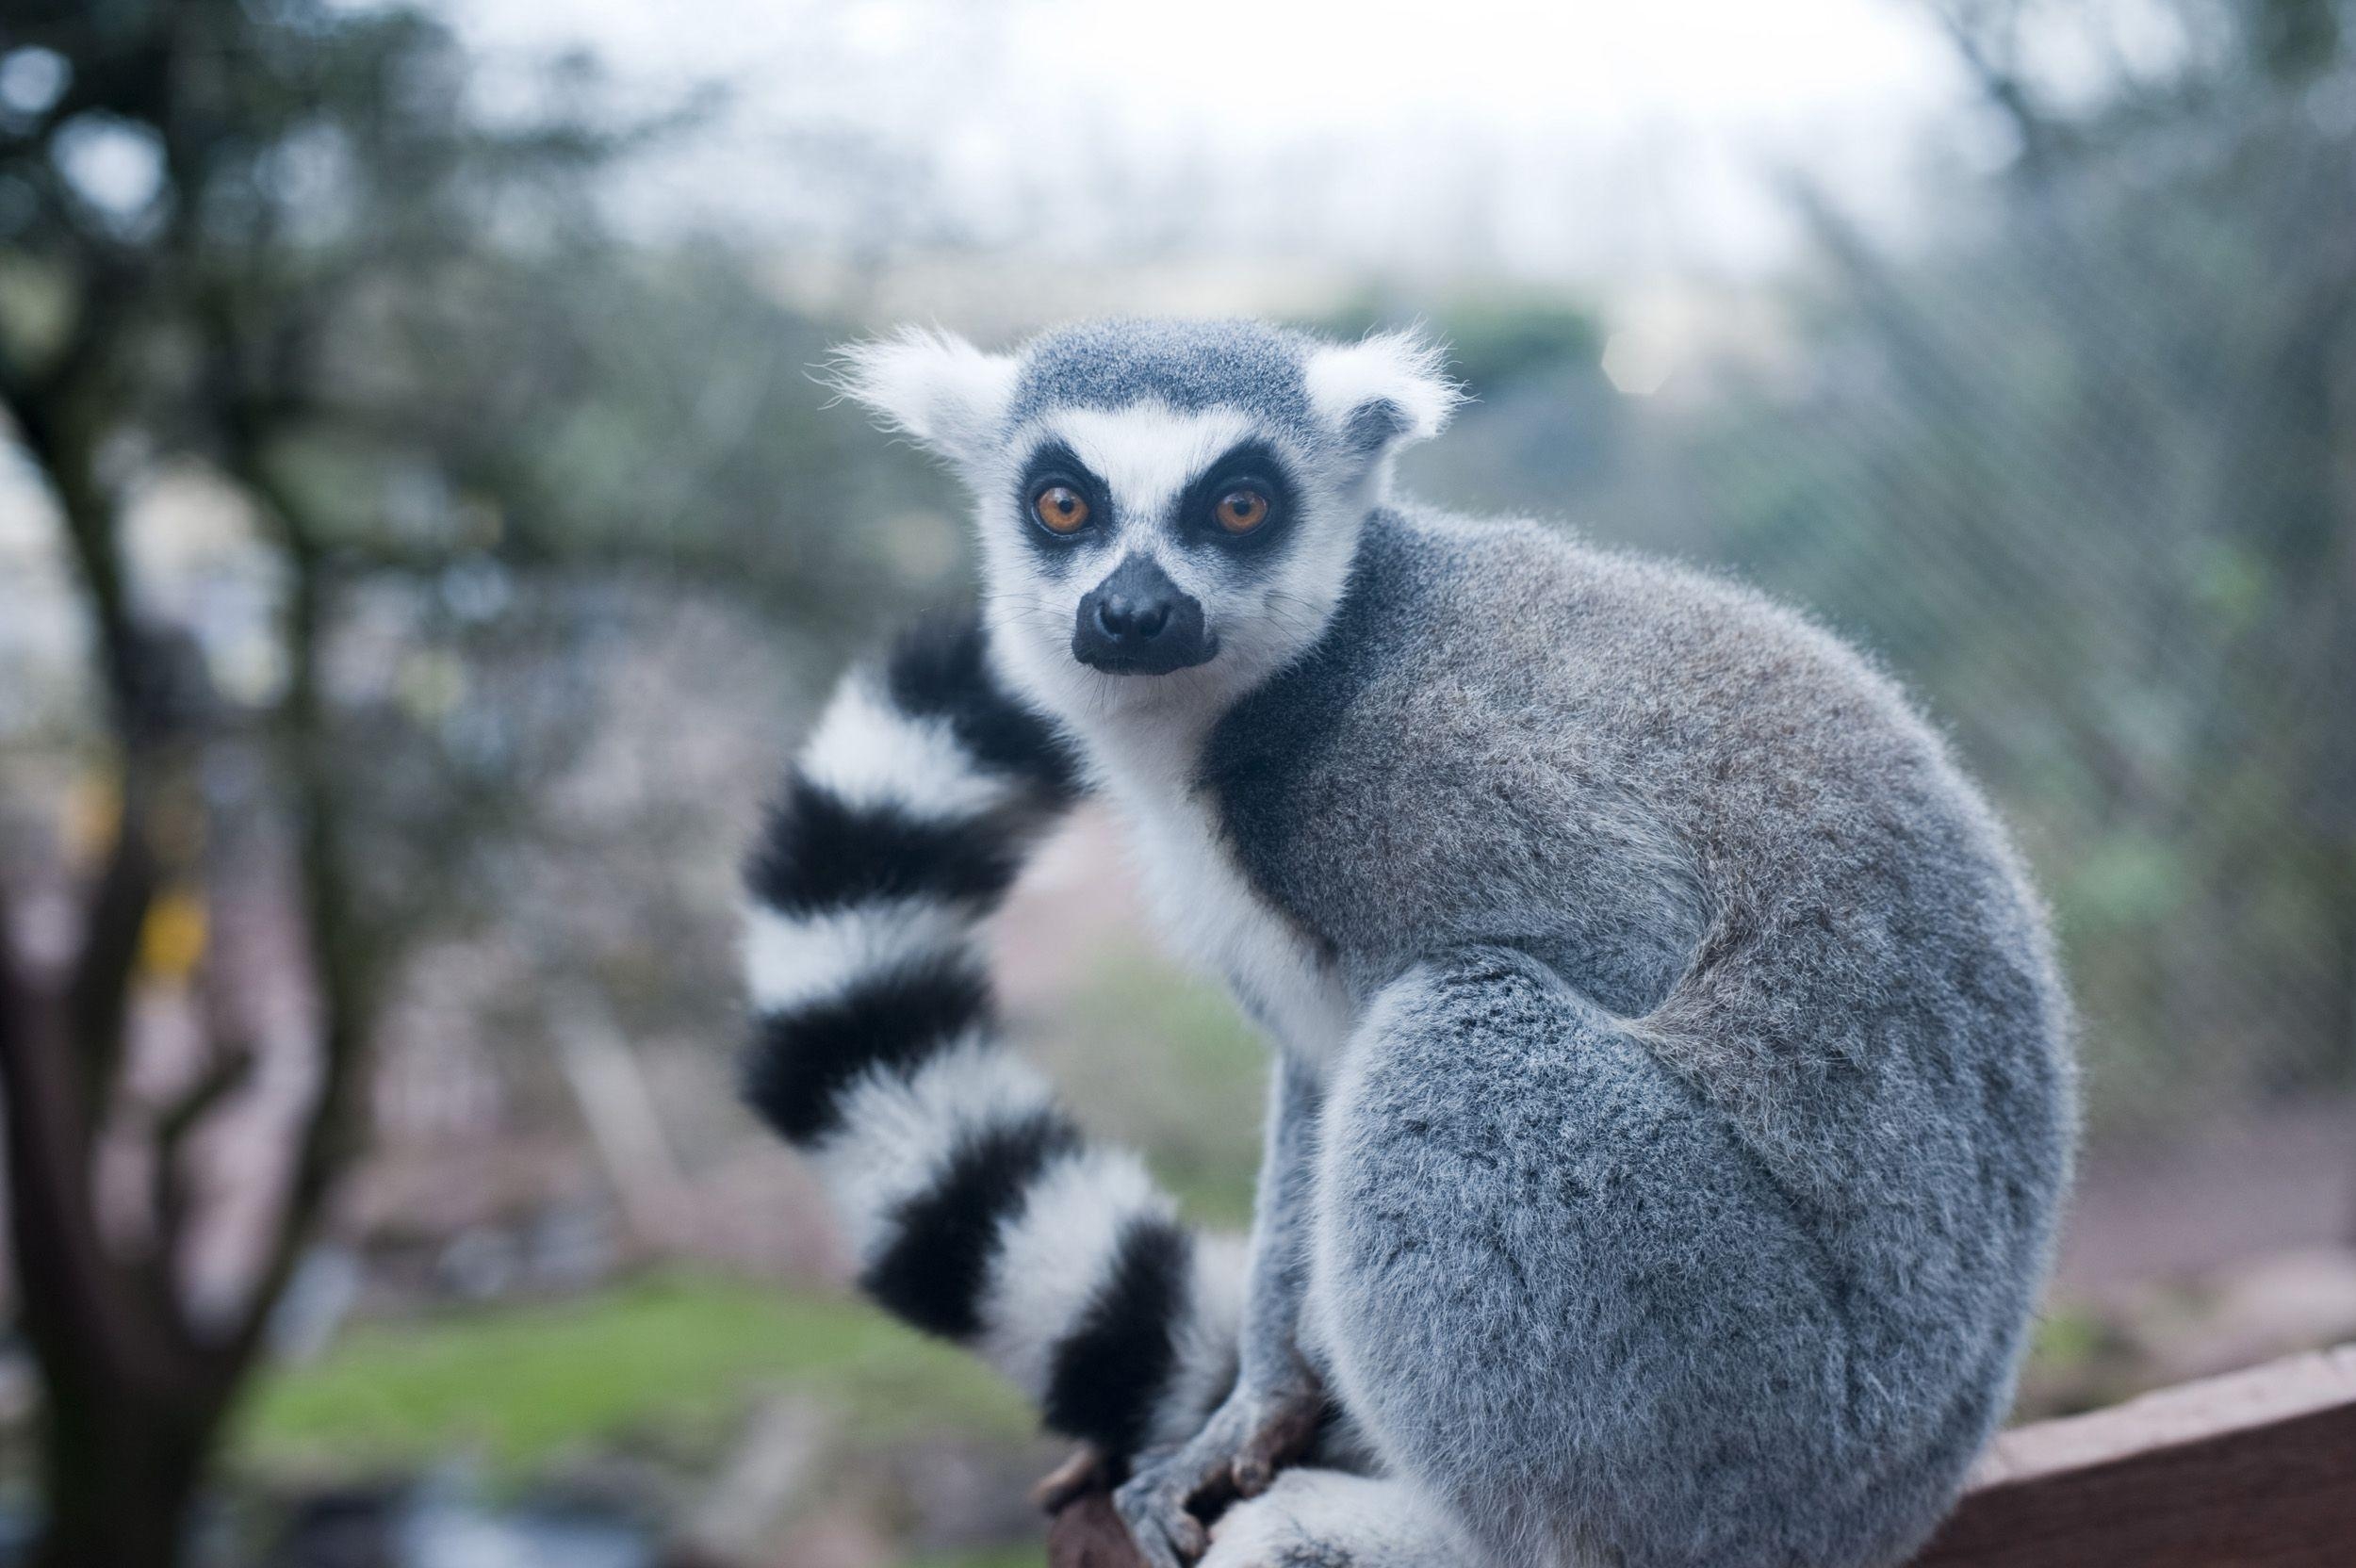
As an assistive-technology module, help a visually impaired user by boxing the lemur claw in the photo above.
[1111,1476,1206,1568]
[1111,1379,1323,1565]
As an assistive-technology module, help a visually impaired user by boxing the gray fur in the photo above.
[1007,318,1322,436]
[825,318,2077,1568]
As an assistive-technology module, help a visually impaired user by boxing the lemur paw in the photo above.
[1201,1470,1410,1568]
[1112,1379,1325,1567]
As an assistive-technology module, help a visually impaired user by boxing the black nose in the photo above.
[1073,555,1214,675]
[1093,592,1170,641]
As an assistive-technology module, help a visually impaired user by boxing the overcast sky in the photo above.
[443,0,1996,288]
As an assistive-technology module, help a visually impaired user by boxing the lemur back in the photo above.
[739,318,2075,1568]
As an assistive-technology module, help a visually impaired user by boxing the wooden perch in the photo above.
[1045,1344,2356,1568]
[1911,1342,2356,1567]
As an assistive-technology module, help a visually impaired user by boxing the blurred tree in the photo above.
[0,5,592,1562]
[1755,0,2356,1120]
[1901,0,2355,1114]
[0,3,928,1563]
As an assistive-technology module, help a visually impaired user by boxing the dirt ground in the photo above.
[2056,1099,2353,1298]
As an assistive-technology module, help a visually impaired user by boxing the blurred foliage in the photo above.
[0,1,974,1559]
[1028,939,1268,1230]
[1312,290,1604,404]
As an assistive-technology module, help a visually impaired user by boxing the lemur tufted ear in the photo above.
[1303,329,1463,460]
[826,328,1021,466]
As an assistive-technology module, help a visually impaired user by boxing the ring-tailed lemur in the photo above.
[740,318,2075,1568]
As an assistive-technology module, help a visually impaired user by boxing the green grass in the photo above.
[233,1271,1034,1480]
[2027,1305,2110,1371]
[908,1551,1044,1568]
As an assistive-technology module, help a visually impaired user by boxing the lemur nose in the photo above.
[1072,555,1215,675]
[1094,593,1171,641]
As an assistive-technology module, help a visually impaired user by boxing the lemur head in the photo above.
[831,318,1458,726]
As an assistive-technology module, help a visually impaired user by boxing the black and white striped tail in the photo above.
[742,614,1241,1463]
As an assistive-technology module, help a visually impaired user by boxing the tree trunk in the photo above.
[0,929,237,1568]
[32,1378,232,1568]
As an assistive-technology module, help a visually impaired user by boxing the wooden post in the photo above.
[1910,1343,2356,1567]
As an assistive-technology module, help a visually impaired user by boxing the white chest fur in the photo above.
[1088,727,1355,1067]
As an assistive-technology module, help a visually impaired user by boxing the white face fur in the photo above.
[831,325,1458,742]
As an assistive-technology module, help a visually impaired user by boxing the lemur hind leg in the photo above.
[1310,947,1884,1568]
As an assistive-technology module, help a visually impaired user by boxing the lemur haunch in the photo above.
[740,319,2075,1568]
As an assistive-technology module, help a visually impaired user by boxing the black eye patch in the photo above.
[1015,440,1114,571]
[1174,440,1300,558]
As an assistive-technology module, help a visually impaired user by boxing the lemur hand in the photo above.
[1112,1370,1324,1568]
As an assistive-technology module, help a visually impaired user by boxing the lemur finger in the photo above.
[1115,1476,1211,1568]
[1035,1444,1111,1514]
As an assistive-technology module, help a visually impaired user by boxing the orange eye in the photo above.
[1214,488,1269,534]
[1034,484,1090,534]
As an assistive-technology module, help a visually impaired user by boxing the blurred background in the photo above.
[0,0,2351,1564]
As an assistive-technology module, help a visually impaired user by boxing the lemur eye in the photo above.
[1214,488,1270,534]
[1033,484,1091,534]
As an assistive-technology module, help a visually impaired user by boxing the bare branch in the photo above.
[62,805,159,1128]
[150,1042,257,1291]
[0,869,188,1395]
[209,409,382,1366]
[1930,0,2069,175]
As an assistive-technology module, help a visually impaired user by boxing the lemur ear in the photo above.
[1303,329,1463,460]
[826,328,1021,466]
